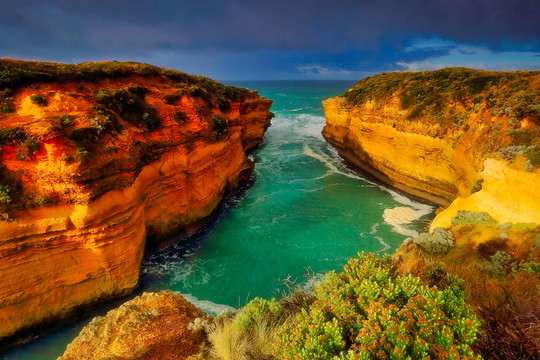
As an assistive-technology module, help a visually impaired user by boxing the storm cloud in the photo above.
[1,0,539,79]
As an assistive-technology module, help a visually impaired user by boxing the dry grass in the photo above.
[207,317,278,360]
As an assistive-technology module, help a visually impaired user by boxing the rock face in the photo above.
[322,68,540,224]
[59,291,207,360]
[0,60,273,341]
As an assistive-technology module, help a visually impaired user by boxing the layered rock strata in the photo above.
[323,68,540,225]
[0,60,273,341]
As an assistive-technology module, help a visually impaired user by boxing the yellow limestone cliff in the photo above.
[322,68,540,228]
[0,60,273,341]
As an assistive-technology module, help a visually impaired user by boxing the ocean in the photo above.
[2,81,435,359]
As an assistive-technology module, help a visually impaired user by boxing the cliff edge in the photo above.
[322,68,540,226]
[0,59,273,343]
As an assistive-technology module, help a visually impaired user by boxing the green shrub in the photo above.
[470,178,484,194]
[173,110,188,125]
[217,96,231,111]
[235,297,283,333]
[525,146,540,167]
[508,128,533,146]
[0,185,11,203]
[451,210,497,227]
[0,127,26,145]
[406,103,426,119]
[34,196,50,207]
[59,114,75,127]
[499,145,526,161]
[211,115,228,136]
[1,102,15,113]
[30,94,47,107]
[75,145,89,159]
[275,253,481,360]
[413,227,455,254]
[95,87,161,130]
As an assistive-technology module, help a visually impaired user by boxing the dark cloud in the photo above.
[0,0,538,78]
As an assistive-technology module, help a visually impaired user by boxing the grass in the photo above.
[207,317,279,360]
[343,67,540,127]
[0,58,253,104]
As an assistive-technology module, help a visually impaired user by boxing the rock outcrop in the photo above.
[0,60,273,342]
[323,68,540,225]
[59,291,207,360]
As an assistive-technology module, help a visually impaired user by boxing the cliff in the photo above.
[322,68,540,224]
[0,59,273,342]
[59,291,207,360]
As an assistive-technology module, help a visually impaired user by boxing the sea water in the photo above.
[2,81,435,359]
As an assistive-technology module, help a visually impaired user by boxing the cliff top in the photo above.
[344,67,540,124]
[0,59,272,214]
[0,58,251,99]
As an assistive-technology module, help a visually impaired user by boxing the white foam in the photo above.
[382,206,429,238]
[302,144,433,238]
[302,273,326,291]
[303,144,362,180]
[175,292,236,316]
[295,114,326,140]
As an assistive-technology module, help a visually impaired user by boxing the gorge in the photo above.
[0,59,273,346]
[2,68,539,359]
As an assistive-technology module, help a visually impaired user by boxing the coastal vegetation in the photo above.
[191,223,539,360]
[0,59,251,105]
[343,68,539,127]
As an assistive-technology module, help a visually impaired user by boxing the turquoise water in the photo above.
[2,81,435,359]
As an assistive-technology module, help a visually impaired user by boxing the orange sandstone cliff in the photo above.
[0,59,273,342]
[322,68,540,227]
[59,291,207,360]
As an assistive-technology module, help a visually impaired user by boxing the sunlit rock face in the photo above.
[59,291,208,360]
[0,59,273,341]
[322,68,540,228]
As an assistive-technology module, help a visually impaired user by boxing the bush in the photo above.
[75,145,89,159]
[95,87,161,130]
[525,146,540,167]
[470,178,484,194]
[173,110,188,125]
[25,136,40,156]
[59,114,75,127]
[499,145,526,161]
[451,210,497,227]
[275,253,481,360]
[0,185,11,203]
[452,262,540,359]
[212,115,228,136]
[1,102,15,113]
[235,297,283,333]
[413,227,455,254]
[30,94,47,106]
[0,127,26,145]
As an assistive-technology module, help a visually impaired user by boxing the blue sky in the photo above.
[1,0,539,80]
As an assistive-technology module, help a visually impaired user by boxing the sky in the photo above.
[1,0,539,80]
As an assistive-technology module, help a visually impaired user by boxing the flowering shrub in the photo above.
[275,253,481,359]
